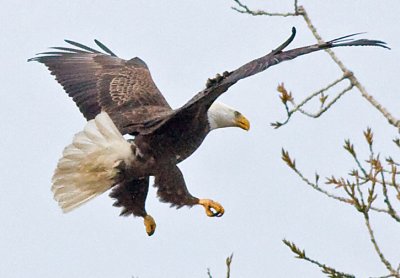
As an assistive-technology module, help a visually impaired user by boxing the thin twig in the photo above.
[232,0,297,17]
[358,175,399,188]
[283,239,355,278]
[370,274,398,278]
[295,83,353,118]
[363,212,399,277]
[273,76,350,127]
[291,75,346,114]
[381,172,400,222]
[291,162,354,204]
[294,0,299,13]
[207,268,212,278]
[283,149,390,214]
[226,254,233,278]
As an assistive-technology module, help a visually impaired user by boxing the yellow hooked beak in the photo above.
[235,113,250,131]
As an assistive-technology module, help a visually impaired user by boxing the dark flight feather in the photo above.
[50,46,89,53]
[64,39,102,53]
[94,39,117,57]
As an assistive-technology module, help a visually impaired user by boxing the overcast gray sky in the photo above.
[1,0,400,277]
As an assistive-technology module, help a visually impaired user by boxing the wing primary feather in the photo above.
[325,32,389,49]
[30,51,71,56]
[272,26,296,53]
[50,46,90,53]
[27,52,70,62]
[94,39,117,57]
[328,32,366,43]
[329,39,390,49]
[64,39,101,53]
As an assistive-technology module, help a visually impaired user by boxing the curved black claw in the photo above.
[198,199,225,217]
[206,71,231,88]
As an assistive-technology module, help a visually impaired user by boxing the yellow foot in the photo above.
[198,199,225,217]
[143,215,156,236]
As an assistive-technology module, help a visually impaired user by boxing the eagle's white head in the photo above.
[207,102,250,131]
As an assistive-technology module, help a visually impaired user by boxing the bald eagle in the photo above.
[29,28,387,236]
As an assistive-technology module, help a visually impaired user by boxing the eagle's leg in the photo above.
[109,177,157,236]
[155,165,225,218]
[198,199,225,217]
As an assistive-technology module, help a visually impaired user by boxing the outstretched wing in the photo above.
[29,40,172,135]
[183,27,388,110]
[144,27,388,133]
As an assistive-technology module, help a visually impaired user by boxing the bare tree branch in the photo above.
[272,79,354,128]
[298,6,400,130]
[206,254,233,278]
[226,254,233,278]
[231,0,298,17]
[232,2,400,277]
[364,212,399,277]
[283,239,356,278]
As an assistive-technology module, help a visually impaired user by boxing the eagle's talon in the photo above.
[222,71,231,77]
[206,78,214,88]
[198,199,225,217]
[215,73,223,82]
[206,73,226,88]
[143,214,156,236]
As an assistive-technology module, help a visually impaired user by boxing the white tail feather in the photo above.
[52,112,135,213]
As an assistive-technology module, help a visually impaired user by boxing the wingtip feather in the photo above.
[64,39,101,54]
[94,39,117,57]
